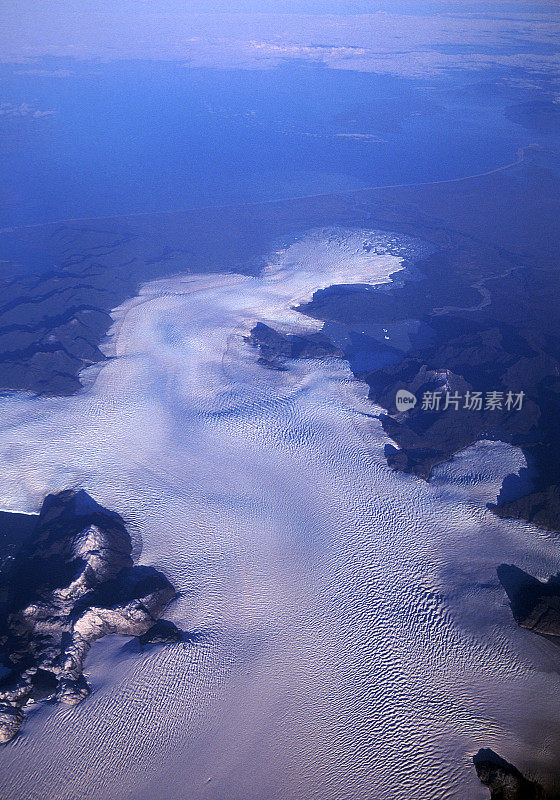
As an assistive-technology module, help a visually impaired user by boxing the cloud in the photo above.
[0,102,55,118]
[1,7,559,80]
[14,68,74,77]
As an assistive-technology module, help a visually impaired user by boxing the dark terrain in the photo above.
[498,565,560,642]
[0,489,182,743]
[473,749,546,800]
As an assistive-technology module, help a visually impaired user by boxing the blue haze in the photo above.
[0,59,542,226]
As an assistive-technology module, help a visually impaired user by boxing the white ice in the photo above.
[0,227,559,800]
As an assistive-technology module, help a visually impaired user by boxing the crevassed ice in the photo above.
[0,228,559,800]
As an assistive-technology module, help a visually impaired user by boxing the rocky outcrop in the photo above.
[0,490,181,743]
[139,618,185,647]
[0,704,23,745]
[491,568,560,797]
[492,486,560,535]
[473,749,545,799]
[245,322,344,368]
[497,564,560,639]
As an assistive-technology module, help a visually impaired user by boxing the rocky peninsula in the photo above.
[497,565,560,642]
[474,749,545,799]
[0,489,182,743]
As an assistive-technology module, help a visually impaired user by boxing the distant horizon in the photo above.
[3,1,559,71]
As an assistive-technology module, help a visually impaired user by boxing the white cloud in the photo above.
[0,102,55,118]
[1,8,559,80]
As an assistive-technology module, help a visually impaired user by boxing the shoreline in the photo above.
[0,146,532,235]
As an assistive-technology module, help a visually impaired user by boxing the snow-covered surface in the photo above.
[0,228,559,799]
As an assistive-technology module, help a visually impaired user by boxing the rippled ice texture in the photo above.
[1,228,560,800]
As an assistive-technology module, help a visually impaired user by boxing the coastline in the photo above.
[0,145,531,236]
